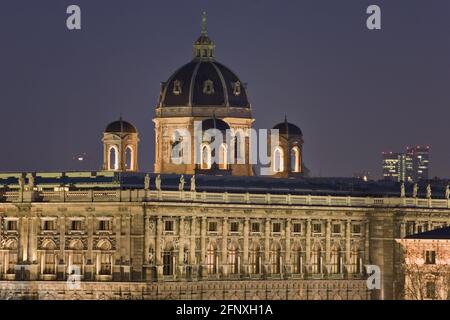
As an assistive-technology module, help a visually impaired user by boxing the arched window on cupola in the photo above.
[219,144,227,170]
[273,147,284,173]
[201,144,212,169]
[125,145,133,171]
[108,145,119,171]
[290,146,301,173]
[234,131,245,164]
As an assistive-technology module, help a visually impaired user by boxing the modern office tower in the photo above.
[382,146,430,182]
[406,146,430,181]
[382,152,403,181]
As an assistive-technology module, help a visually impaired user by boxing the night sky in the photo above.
[1,0,449,179]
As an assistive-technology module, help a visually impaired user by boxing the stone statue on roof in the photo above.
[400,183,405,198]
[26,173,34,191]
[445,185,450,200]
[155,175,161,191]
[18,175,24,191]
[144,174,150,190]
[190,175,196,192]
[412,183,418,198]
[179,175,185,191]
[426,184,432,199]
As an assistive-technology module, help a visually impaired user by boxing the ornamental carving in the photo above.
[38,237,60,250]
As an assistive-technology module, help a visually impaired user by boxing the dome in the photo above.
[105,119,137,133]
[158,61,250,108]
[272,120,303,136]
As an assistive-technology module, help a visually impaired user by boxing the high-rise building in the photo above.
[382,146,430,182]
[382,152,401,181]
[407,146,430,181]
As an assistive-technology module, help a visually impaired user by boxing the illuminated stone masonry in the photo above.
[1,174,450,300]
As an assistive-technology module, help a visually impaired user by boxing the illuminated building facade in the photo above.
[396,227,450,300]
[382,146,430,183]
[0,15,448,300]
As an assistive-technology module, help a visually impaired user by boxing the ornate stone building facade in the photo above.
[0,173,449,300]
[0,15,449,300]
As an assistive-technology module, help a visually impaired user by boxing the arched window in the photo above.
[227,243,239,274]
[311,243,322,274]
[290,147,301,173]
[292,244,304,274]
[330,244,343,274]
[350,246,363,274]
[249,243,262,274]
[234,132,245,164]
[271,243,282,274]
[42,240,57,275]
[163,244,175,276]
[7,252,17,275]
[273,147,284,173]
[108,146,119,170]
[99,253,112,275]
[206,243,218,274]
[68,239,84,276]
[125,145,133,171]
[219,144,227,170]
[201,144,211,169]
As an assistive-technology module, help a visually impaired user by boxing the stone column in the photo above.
[325,219,331,266]
[190,217,197,279]
[285,219,291,276]
[345,220,351,267]
[200,216,207,278]
[144,216,150,264]
[243,218,249,276]
[368,211,395,300]
[264,218,271,276]
[155,216,163,280]
[364,221,370,264]
[221,218,228,277]
[178,216,185,279]
[305,219,311,269]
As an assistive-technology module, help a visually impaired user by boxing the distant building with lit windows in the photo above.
[382,146,430,182]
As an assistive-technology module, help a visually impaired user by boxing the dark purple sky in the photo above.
[1,0,449,179]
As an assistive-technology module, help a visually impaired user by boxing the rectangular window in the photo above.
[272,222,281,233]
[71,220,82,231]
[352,224,361,234]
[312,223,322,234]
[332,224,341,234]
[426,282,436,299]
[164,220,174,232]
[425,250,436,264]
[293,223,302,233]
[98,220,111,231]
[43,220,55,231]
[251,222,260,233]
[6,220,17,231]
[230,222,239,233]
[208,221,218,232]
[406,222,415,236]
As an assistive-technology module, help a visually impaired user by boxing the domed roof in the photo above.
[105,119,137,133]
[273,119,303,136]
[157,13,250,110]
[159,61,250,108]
